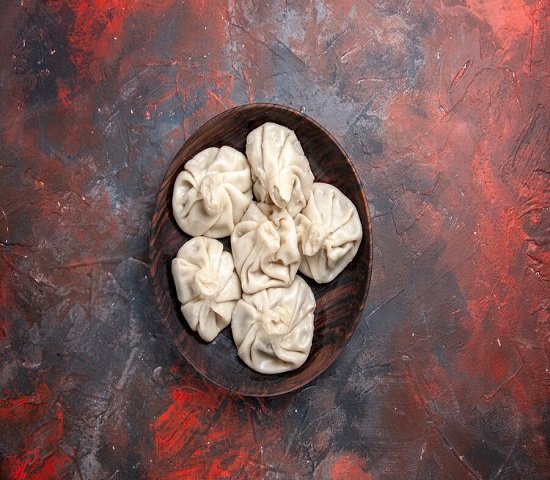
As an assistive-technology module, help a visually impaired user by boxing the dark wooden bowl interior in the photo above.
[149,103,373,396]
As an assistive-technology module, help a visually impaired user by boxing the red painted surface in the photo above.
[330,454,371,480]
[1,399,71,480]
[1,0,548,478]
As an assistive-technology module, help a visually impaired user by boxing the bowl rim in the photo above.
[149,102,374,396]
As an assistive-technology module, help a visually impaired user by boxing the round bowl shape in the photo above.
[149,103,373,396]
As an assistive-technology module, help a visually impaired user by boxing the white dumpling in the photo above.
[231,202,301,294]
[232,276,315,374]
[295,183,363,283]
[246,122,314,217]
[171,237,241,342]
[172,146,253,238]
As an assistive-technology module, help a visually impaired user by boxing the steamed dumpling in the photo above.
[171,237,241,342]
[172,146,253,238]
[232,276,315,374]
[295,183,362,283]
[246,122,314,217]
[231,202,300,294]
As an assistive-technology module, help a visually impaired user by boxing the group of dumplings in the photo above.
[171,122,362,374]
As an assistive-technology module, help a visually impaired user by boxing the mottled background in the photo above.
[1,0,549,479]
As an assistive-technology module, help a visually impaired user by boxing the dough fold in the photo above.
[232,276,316,374]
[172,146,253,238]
[171,237,241,342]
[246,122,314,217]
[295,183,362,283]
[231,203,301,294]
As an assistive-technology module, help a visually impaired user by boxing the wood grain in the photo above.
[149,103,373,396]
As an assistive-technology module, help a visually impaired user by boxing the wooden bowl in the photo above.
[149,103,373,396]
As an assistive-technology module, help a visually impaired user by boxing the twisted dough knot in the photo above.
[261,305,290,335]
[269,180,289,208]
[257,221,281,253]
[192,268,219,300]
[303,223,327,256]
[200,175,222,214]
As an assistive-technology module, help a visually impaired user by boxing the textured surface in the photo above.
[0,0,549,478]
